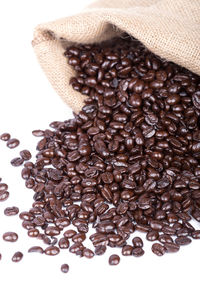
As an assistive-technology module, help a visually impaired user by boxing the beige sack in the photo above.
[33,0,200,113]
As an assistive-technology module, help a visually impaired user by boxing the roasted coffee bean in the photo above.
[152,243,166,256]
[175,237,191,246]
[3,232,18,242]
[146,230,159,241]
[4,206,19,216]
[83,248,94,258]
[0,183,8,192]
[122,245,133,256]
[95,245,107,255]
[109,254,120,266]
[132,237,143,248]
[0,133,11,141]
[132,247,145,257]
[20,150,32,161]
[28,228,39,237]
[11,157,24,166]
[61,264,69,273]
[44,246,60,256]
[58,237,70,249]
[12,252,23,262]
[6,138,20,149]
[64,230,77,239]
[0,191,9,201]
[28,246,44,254]
[164,242,180,253]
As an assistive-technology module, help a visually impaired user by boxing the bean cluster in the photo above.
[1,35,200,270]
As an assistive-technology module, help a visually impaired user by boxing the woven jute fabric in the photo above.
[33,0,200,113]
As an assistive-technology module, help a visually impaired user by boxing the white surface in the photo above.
[0,1,199,300]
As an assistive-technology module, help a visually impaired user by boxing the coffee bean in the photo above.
[152,243,166,256]
[122,245,133,256]
[0,133,11,141]
[12,252,23,262]
[83,248,94,258]
[58,237,69,249]
[11,157,24,167]
[132,237,143,248]
[61,264,69,273]
[175,237,191,246]
[132,247,145,257]
[3,232,18,242]
[0,191,9,202]
[20,150,32,161]
[4,206,19,216]
[109,254,120,265]
[28,246,44,254]
[6,138,20,149]
[44,246,60,256]
[164,242,180,253]
[95,245,107,255]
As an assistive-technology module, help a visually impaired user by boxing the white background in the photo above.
[0,1,199,299]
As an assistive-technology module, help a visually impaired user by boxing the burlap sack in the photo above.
[33,0,200,113]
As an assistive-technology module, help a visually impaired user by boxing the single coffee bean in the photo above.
[83,248,94,258]
[0,133,11,141]
[95,245,107,255]
[28,246,44,254]
[109,254,120,266]
[11,157,24,167]
[20,150,32,161]
[152,243,166,256]
[4,206,19,216]
[6,138,20,149]
[164,242,180,253]
[3,232,18,242]
[58,237,69,249]
[132,247,145,257]
[44,246,60,256]
[61,264,69,273]
[175,237,191,246]
[132,237,143,248]
[0,191,9,202]
[122,245,133,256]
[12,252,23,262]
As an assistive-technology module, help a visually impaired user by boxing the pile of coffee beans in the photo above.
[1,34,200,272]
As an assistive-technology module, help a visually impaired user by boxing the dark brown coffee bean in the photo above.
[58,237,70,249]
[132,247,145,257]
[3,232,18,242]
[32,130,44,137]
[28,228,39,237]
[61,264,69,273]
[152,243,166,256]
[146,230,159,241]
[7,138,20,149]
[4,206,19,216]
[0,191,9,201]
[175,237,191,246]
[83,248,94,258]
[122,245,133,256]
[164,242,180,253]
[95,245,107,255]
[192,230,200,239]
[12,252,23,262]
[132,237,143,248]
[44,246,60,256]
[109,254,120,265]
[11,156,24,166]
[64,230,77,239]
[0,133,11,141]
[20,150,32,160]
[28,246,44,254]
